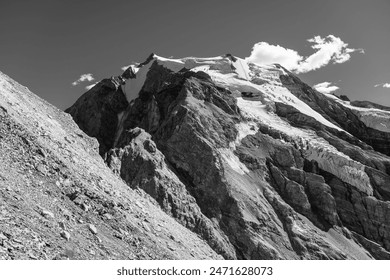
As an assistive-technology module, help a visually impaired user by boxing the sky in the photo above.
[0,0,389,109]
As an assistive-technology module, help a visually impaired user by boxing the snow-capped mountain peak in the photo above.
[64,53,390,260]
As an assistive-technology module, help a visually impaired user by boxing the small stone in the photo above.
[63,179,72,187]
[58,221,67,230]
[62,209,72,219]
[41,209,54,219]
[36,164,47,175]
[60,231,71,241]
[0,233,8,240]
[113,233,123,240]
[37,241,45,249]
[143,139,157,153]
[89,250,95,256]
[12,238,23,244]
[119,228,128,236]
[167,244,175,251]
[81,203,90,212]
[88,224,97,234]
[96,236,102,243]
[55,181,61,187]
[103,213,113,220]
[29,253,38,260]
[142,222,150,232]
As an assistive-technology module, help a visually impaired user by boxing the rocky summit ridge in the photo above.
[2,53,390,259]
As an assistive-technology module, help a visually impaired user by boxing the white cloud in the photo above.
[297,35,363,73]
[375,83,390,88]
[245,42,303,70]
[313,82,339,94]
[246,35,364,74]
[72,73,95,86]
[85,82,98,90]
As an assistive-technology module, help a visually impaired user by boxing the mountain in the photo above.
[65,54,390,260]
[2,53,390,260]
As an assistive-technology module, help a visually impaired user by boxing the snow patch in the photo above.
[218,148,250,175]
[235,121,258,144]
[190,65,211,73]
[301,139,373,195]
[154,55,185,72]
[259,82,343,131]
[123,61,152,102]
[356,110,390,133]
[231,58,251,80]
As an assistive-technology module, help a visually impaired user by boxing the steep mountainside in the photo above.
[0,71,221,260]
[66,54,390,259]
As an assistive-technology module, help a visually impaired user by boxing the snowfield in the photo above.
[321,92,390,133]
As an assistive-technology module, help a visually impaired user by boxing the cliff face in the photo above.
[65,77,129,155]
[65,54,390,259]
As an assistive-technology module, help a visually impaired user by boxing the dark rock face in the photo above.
[339,95,350,101]
[324,173,390,251]
[105,128,236,259]
[65,77,129,155]
[66,55,390,259]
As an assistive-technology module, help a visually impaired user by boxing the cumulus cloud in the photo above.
[85,82,98,90]
[246,35,364,74]
[72,73,95,86]
[374,83,390,88]
[245,42,303,70]
[313,82,339,94]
